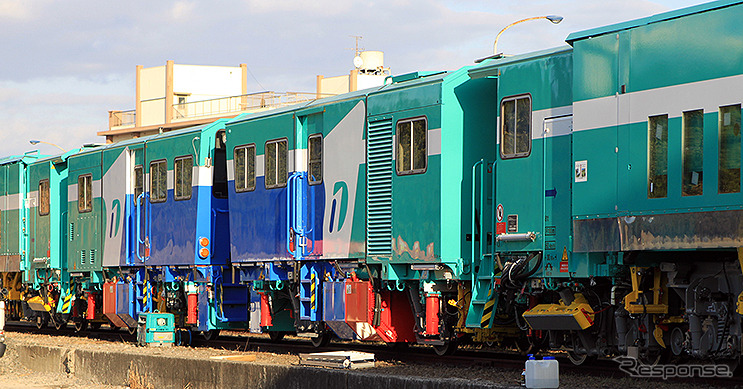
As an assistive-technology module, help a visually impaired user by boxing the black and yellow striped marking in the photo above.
[310,273,316,312]
[480,285,495,328]
[61,289,72,313]
[143,283,149,310]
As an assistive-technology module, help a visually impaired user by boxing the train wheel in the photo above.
[90,322,102,330]
[311,333,331,348]
[53,317,66,331]
[202,329,220,341]
[73,318,88,333]
[268,331,285,343]
[566,350,597,366]
[176,329,192,346]
[433,340,458,356]
[35,315,49,329]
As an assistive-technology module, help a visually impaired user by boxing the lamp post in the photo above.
[29,140,65,153]
[493,15,563,55]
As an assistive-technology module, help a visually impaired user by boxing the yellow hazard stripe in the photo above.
[480,298,495,328]
[143,283,149,309]
[310,273,316,311]
[61,289,72,313]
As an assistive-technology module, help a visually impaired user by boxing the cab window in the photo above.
[265,139,288,189]
[149,160,167,203]
[234,144,256,192]
[174,156,193,201]
[396,117,427,175]
[500,95,532,159]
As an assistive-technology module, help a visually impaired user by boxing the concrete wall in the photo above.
[13,343,503,389]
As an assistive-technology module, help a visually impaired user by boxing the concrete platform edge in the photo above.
[13,343,501,389]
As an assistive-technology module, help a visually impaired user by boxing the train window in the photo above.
[648,115,668,198]
[682,109,704,196]
[174,156,193,201]
[719,104,741,194]
[500,95,532,159]
[234,144,256,192]
[265,138,288,189]
[149,160,167,203]
[396,117,427,175]
[308,134,323,185]
[133,166,143,202]
[77,174,92,213]
[38,179,50,216]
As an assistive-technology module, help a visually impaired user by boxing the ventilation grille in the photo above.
[80,249,86,265]
[69,223,74,241]
[366,118,393,256]
[89,249,96,265]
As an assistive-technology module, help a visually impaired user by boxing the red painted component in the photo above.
[343,280,416,343]
[187,293,198,324]
[102,282,126,328]
[260,293,272,327]
[86,292,96,320]
[425,294,440,336]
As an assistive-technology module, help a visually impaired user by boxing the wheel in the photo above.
[73,318,88,333]
[566,350,597,366]
[53,317,66,331]
[310,333,331,348]
[176,329,192,346]
[202,329,220,341]
[90,322,102,330]
[35,315,49,329]
[268,331,285,343]
[433,340,458,356]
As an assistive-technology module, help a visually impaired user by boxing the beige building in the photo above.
[100,61,324,143]
[316,51,391,96]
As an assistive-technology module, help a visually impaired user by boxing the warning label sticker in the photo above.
[559,246,569,272]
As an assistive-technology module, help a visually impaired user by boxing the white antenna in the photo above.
[348,35,364,69]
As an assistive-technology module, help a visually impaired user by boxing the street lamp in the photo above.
[493,15,563,55]
[29,140,65,153]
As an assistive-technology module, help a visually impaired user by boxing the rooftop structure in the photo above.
[99,61,329,143]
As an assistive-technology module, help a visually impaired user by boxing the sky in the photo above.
[0,0,704,157]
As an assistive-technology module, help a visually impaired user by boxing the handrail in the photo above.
[471,160,484,280]
[490,161,497,255]
[135,193,145,263]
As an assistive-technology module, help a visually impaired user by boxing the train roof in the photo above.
[468,46,573,79]
[567,0,742,43]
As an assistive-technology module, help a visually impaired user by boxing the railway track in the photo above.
[7,321,743,387]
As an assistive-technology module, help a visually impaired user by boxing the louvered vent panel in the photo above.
[89,249,96,265]
[80,250,86,265]
[366,118,393,256]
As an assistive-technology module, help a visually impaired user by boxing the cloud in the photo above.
[0,0,706,157]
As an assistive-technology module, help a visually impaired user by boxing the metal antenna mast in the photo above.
[348,35,364,56]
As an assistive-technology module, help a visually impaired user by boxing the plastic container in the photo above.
[525,356,559,388]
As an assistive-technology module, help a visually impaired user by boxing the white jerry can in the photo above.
[525,355,559,388]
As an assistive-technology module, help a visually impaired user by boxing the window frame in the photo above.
[77,174,93,213]
[174,155,193,201]
[647,114,669,199]
[265,138,289,190]
[38,179,50,216]
[682,109,704,196]
[499,94,533,159]
[234,143,257,193]
[395,116,428,176]
[149,159,168,204]
[133,165,144,203]
[308,133,323,185]
[718,104,741,194]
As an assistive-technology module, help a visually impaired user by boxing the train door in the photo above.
[541,115,573,277]
[493,95,542,253]
[129,147,146,265]
[288,112,323,260]
[68,164,102,272]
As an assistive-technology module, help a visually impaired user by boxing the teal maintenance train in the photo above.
[1,0,742,365]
